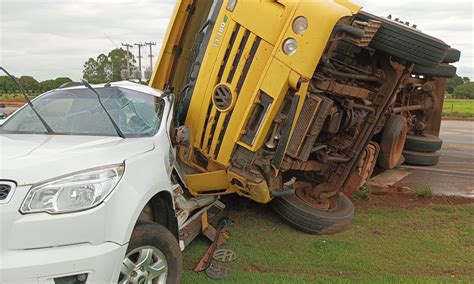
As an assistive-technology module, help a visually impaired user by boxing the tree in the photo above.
[18,76,40,93]
[453,82,474,99]
[446,74,465,94]
[0,76,18,93]
[39,77,73,92]
[83,48,135,84]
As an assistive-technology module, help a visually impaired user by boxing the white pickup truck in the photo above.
[0,81,221,283]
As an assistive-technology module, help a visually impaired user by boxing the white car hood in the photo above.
[0,134,155,185]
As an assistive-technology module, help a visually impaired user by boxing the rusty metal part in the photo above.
[194,226,230,272]
[321,67,382,82]
[280,159,323,172]
[313,78,372,99]
[349,19,382,47]
[342,99,375,112]
[179,200,225,248]
[331,58,407,196]
[343,142,380,197]
[294,182,332,210]
[392,104,424,113]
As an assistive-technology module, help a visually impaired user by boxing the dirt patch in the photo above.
[354,190,474,208]
[246,264,267,273]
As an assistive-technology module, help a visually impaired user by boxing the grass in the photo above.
[182,198,474,283]
[415,185,432,198]
[443,99,474,118]
[353,184,371,200]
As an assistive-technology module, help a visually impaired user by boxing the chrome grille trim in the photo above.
[0,181,16,205]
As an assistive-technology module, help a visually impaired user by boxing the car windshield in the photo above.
[0,86,165,137]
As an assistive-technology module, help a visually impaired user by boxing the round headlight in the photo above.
[282,38,298,56]
[292,16,308,34]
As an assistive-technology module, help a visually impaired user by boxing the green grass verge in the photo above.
[443,99,474,118]
[182,199,474,283]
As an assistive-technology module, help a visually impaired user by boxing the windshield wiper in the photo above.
[0,67,54,134]
[80,80,125,138]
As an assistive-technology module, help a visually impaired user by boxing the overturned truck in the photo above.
[151,0,459,234]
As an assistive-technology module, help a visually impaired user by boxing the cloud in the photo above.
[1,0,472,81]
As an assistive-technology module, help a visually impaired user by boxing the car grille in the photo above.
[0,181,16,204]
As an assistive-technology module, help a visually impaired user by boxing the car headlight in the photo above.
[20,164,124,214]
[292,16,308,34]
[282,38,298,55]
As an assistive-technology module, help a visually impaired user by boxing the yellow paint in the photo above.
[151,0,362,203]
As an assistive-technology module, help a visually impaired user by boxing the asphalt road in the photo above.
[372,120,474,198]
[439,120,474,145]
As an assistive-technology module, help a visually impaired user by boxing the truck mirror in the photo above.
[175,126,190,147]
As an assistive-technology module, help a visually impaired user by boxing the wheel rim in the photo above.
[119,246,168,284]
[390,125,408,167]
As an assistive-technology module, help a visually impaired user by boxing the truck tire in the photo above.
[403,150,440,166]
[378,115,408,169]
[356,12,449,67]
[443,48,461,63]
[412,64,457,78]
[404,134,443,152]
[119,220,183,284]
[271,193,354,235]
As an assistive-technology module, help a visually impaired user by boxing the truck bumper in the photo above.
[0,242,127,284]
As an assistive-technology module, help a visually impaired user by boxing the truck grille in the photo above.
[199,23,263,161]
[0,181,16,204]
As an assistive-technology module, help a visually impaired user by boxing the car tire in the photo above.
[378,115,408,169]
[271,193,354,235]
[356,12,449,67]
[443,48,461,64]
[412,64,457,78]
[404,134,443,152]
[403,150,440,166]
[119,220,183,284]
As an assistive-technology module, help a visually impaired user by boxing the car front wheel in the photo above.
[119,220,182,284]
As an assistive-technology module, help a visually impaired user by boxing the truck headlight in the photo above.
[20,164,124,214]
[282,38,298,55]
[292,16,308,34]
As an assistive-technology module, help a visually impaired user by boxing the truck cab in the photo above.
[150,0,458,234]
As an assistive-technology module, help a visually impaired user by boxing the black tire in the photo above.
[412,64,457,78]
[271,193,354,235]
[403,150,440,166]
[356,12,449,67]
[120,220,183,284]
[404,134,443,152]
[443,48,461,64]
[378,115,408,169]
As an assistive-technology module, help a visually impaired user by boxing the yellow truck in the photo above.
[150,0,459,234]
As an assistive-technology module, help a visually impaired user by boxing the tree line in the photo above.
[0,76,73,95]
[447,74,474,99]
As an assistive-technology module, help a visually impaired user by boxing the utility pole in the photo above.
[121,43,133,73]
[145,42,157,70]
[134,43,145,81]
[144,42,157,81]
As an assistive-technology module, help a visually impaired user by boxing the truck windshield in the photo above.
[0,87,165,137]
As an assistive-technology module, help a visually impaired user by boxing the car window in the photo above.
[1,87,164,137]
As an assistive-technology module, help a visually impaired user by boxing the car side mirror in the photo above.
[175,126,190,147]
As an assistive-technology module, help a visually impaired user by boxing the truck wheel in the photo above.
[271,193,354,235]
[404,134,443,152]
[119,220,182,284]
[403,150,440,166]
[412,64,457,78]
[443,48,461,63]
[378,115,408,169]
[356,12,449,67]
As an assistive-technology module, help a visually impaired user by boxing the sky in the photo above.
[0,0,472,81]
